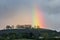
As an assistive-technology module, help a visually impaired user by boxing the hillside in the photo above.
[0,28,60,40]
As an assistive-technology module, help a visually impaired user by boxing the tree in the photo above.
[16,25,24,29]
[43,33,49,40]
[6,25,12,29]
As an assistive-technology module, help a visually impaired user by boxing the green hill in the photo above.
[0,28,60,40]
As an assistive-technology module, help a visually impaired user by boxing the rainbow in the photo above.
[32,4,45,28]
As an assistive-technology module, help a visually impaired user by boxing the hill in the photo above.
[0,28,60,40]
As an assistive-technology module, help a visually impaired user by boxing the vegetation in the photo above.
[0,28,60,40]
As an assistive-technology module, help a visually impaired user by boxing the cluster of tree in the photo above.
[6,25,14,29]
[0,28,60,40]
[0,32,36,40]
[6,24,32,29]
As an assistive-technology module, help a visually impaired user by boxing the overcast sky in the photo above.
[0,0,60,31]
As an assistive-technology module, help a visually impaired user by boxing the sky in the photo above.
[0,0,60,31]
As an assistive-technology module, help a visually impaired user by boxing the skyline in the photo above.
[0,0,60,31]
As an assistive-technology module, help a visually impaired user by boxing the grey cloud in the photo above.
[40,0,60,14]
[39,0,60,31]
[0,0,60,31]
[0,0,33,19]
[0,0,22,19]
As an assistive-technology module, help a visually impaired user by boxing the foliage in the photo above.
[0,28,60,40]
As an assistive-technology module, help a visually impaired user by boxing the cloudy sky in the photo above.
[0,0,60,31]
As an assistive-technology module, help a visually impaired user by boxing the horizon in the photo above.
[0,0,60,31]
[0,24,59,32]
